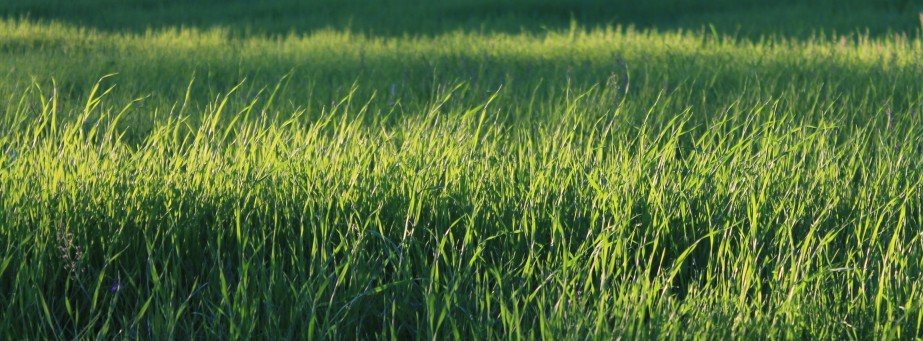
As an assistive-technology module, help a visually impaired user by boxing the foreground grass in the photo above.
[1,8,923,340]
[4,77,923,339]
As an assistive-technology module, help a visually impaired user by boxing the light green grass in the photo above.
[1,2,923,339]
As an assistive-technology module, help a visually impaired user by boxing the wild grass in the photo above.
[1,2,923,339]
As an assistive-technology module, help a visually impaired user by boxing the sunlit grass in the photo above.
[1,13,922,339]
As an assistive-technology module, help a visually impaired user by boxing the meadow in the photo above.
[1,0,922,339]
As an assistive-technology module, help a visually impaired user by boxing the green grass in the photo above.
[1,1,923,339]
[1,0,920,37]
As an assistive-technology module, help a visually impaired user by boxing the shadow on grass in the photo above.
[0,0,919,39]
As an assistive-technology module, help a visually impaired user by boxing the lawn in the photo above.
[1,0,922,339]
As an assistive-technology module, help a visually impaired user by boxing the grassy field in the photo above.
[1,0,923,339]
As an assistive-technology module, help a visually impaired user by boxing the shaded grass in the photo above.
[1,0,919,37]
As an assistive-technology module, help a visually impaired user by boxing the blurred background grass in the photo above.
[1,0,920,38]
[2,0,922,142]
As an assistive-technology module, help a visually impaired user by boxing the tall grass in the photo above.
[1,5,923,339]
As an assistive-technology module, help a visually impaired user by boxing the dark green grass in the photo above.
[1,0,921,37]
[1,1,923,339]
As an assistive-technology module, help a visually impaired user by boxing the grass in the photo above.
[1,1,923,339]
[0,0,919,37]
